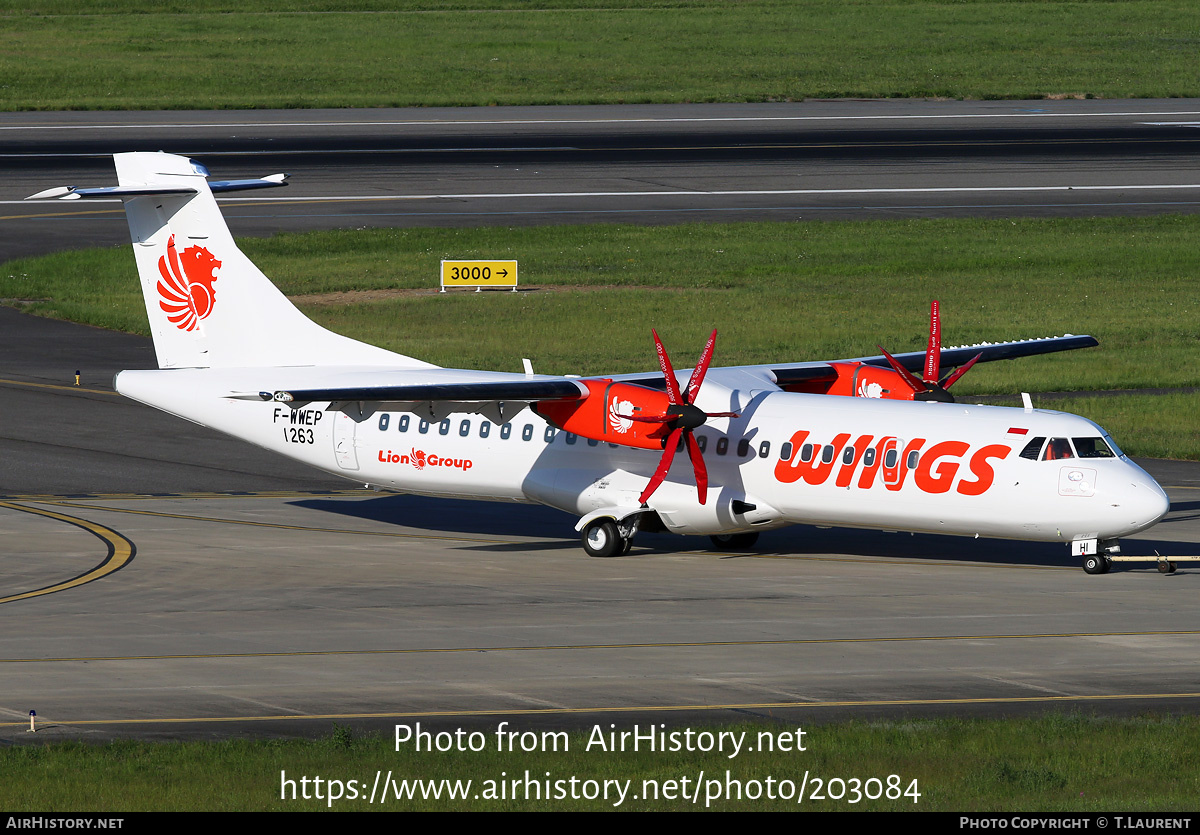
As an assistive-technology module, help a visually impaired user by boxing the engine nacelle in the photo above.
[534,379,672,450]
[787,362,916,401]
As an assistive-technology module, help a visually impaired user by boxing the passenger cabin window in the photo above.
[378,414,389,431]
[1043,438,1074,461]
[544,426,556,442]
[479,421,490,438]
[780,442,793,461]
[696,435,708,453]
[863,448,876,467]
[716,437,728,455]
[419,419,430,434]
[398,414,410,432]
[500,423,512,440]
[759,441,770,459]
[821,445,835,464]
[737,439,751,457]
[522,424,534,441]
[906,450,919,469]
[459,419,470,437]
[565,433,577,445]
[842,446,855,465]
[800,443,813,463]
[1019,436,1046,460]
[1073,437,1116,459]
[884,449,898,468]
[439,419,451,435]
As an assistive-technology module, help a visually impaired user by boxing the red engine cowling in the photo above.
[786,362,909,400]
[534,379,671,450]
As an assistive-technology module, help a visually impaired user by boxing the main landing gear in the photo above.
[581,518,632,558]
[578,514,760,557]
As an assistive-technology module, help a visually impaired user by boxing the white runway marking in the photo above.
[5,110,1200,131]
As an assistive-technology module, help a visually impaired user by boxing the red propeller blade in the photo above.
[638,426,682,505]
[683,430,709,505]
[877,345,927,394]
[651,328,682,405]
[941,351,982,389]
[685,328,718,405]
[924,300,941,384]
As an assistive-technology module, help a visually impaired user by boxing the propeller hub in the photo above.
[914,386,955,403]
[668,402,709,430]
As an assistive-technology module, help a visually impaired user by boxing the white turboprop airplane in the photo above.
[29,153,1170,573]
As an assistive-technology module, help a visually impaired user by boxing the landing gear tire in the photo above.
[710,532,760,551]
[1082,554,1107,575]
[582,519,624,558]
[1158,560,1177,575]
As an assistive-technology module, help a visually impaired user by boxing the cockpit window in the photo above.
[1019,437,1046,460]
[1073,437,1116,459]
[1043,437,1075,461]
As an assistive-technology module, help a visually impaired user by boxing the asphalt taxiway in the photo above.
[1,310,1198,741]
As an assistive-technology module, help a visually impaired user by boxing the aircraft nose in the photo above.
[1120,474,1171,532]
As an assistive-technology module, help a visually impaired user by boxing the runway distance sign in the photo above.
[440,260,518,292]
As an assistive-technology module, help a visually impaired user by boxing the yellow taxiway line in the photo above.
[0,376,117,396]
[5,691,1200,729]
[0,501,135,604]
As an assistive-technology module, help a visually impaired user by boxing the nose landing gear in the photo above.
[1077,540,1188,574]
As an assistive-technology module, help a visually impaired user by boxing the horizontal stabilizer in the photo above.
[27,175,287,201]
[27,185,197,200]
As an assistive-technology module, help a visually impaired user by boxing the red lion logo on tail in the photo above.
[157,235,221,332]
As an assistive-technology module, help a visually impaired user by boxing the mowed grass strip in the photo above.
[3,714,1200,811]
[2,1,1200,109]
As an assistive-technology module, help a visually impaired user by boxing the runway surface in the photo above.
[6,99,1200,260]
[1,308,1198,741]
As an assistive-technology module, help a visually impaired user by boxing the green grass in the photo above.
[3,714,1199,810]
[5,214,1198,456]
[2,1,1199,110]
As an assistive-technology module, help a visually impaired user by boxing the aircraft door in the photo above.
[333,410,359,471]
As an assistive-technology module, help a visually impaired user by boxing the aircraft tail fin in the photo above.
[38,152,434,371]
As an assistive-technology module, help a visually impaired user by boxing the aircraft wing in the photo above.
[603,333,1099,390]
[769,333,1098,387]
[268,333,1097,405]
